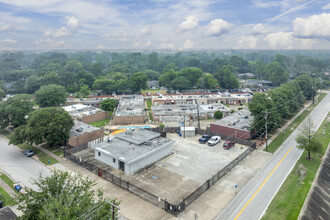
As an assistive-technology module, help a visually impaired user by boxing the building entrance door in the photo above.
[119,161,125,172]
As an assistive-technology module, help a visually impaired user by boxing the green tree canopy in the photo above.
[35,84,68,107]
[76,84,90,98]
[296,117,322,160]
[9,107,74,146]
[159,70,177,89]
[16,170,120,220]
[214,110,223,119]
[100,98,118,112]
[128,72,148,92]
[171,76,191,90]
[0,94,34,128]
[214,65,239,89]
[179,67,203,86]
[264,62,289,86]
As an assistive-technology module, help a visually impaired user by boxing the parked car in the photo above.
[24,148,35,157]
[13,184,26,194]
[199,134,211,144]
[223,141,235,150]
[208,136,221,146]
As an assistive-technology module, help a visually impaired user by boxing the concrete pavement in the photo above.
[216,92,330,220]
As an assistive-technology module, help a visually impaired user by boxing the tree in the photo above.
[129,72,148,92]
[248,93,282,136]
[0,87,4,100]
[251,60,266,79]
[16,170,120,220]
[0,94,34,128]
[171,76,191,90]
[76,84,90,98]
[159,70,177,89]
[179,67,203,86]
[214,110,223,119]
[264,62,289,86]
[35,84,68,107]
[197,74,219,89]
[9,107,74,146]
[214,65,239,89]
[100,98,118,112]
[296,116,322,160]
[90,62,104,77]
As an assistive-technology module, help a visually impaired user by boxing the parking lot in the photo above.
[73,133,248,205]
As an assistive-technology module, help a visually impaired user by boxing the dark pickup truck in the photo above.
[199,134,211,144]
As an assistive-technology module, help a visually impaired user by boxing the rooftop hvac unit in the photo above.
[76,127,83,132]
[146,140,151,146]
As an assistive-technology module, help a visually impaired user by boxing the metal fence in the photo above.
[64,126,255,216]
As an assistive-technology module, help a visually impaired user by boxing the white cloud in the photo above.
[0,24,11,31]
[145,40,151,47]
[159,41,175,49]
[35,38,65,47]
[178,15,198,32]
[264,32,316,49]
[206,18,233,37]
[66,16,79,30]
[293,13,330,39]
[182,40,194,49]
[1,38,17,44]
[97,45,106,49]
[322,3,330,10]
[236,36,257,49]
[140,25,152,36]
[45,27,71,38]
[132,42,140,48]
[251,23,269,35]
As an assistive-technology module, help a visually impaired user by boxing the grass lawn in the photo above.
[146,100,152,108]
[266,93,326,153]
[53,150,63,157]
[261,113,330,220]
[0,186,17,206]
[149,111,153,121]
[0,173,16,187]
[17,143,58,165]
[88,111,112,127]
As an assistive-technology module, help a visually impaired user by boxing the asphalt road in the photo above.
[216,92,330,220]
[0,138,51,191]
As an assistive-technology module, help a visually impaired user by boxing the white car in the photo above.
[208,136,221,146]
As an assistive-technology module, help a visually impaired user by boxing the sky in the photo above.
[1,0,330,51]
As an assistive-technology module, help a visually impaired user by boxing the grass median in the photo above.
[261,113,330,220]
[0,186,17,206]
[17,143,58,166]
[267,93,326,153]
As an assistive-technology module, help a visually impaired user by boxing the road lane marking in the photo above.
[233,147,293,220]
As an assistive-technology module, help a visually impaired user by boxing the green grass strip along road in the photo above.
[267,93,326,153]
[0,173,18,206]
[17,143,58,165]
[261,113,330,220]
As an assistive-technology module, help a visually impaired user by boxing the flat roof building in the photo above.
[94,129,173,174]
[68,121,104,148]
[210,109,254,140]
[113,95,146,125]
[151,104,230,122]
[63,104,109,124]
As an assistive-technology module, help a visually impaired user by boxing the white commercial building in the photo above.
[94,129,174,174]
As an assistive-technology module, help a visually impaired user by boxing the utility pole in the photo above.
[312,73,315,105]
[183,114,186,138]
[265,109,269,151]
[197,101,200,130]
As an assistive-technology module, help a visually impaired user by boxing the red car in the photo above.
[223,141,235,150]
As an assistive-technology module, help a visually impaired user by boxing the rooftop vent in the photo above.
[76,127,83,132]
[146,140,151,146]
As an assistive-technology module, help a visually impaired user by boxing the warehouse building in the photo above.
[112,95,146,125]
[210,110,254,140]
[94,129,174,174]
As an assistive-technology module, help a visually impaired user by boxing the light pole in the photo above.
[312,73,315,105]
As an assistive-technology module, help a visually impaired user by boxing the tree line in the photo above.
[248,74,317,137]
[0,51,329,95]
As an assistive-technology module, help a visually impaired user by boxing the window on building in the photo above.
[98,152,101,157]
[113,158,116,163]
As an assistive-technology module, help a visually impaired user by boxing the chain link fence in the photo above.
[64,126,255,215]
